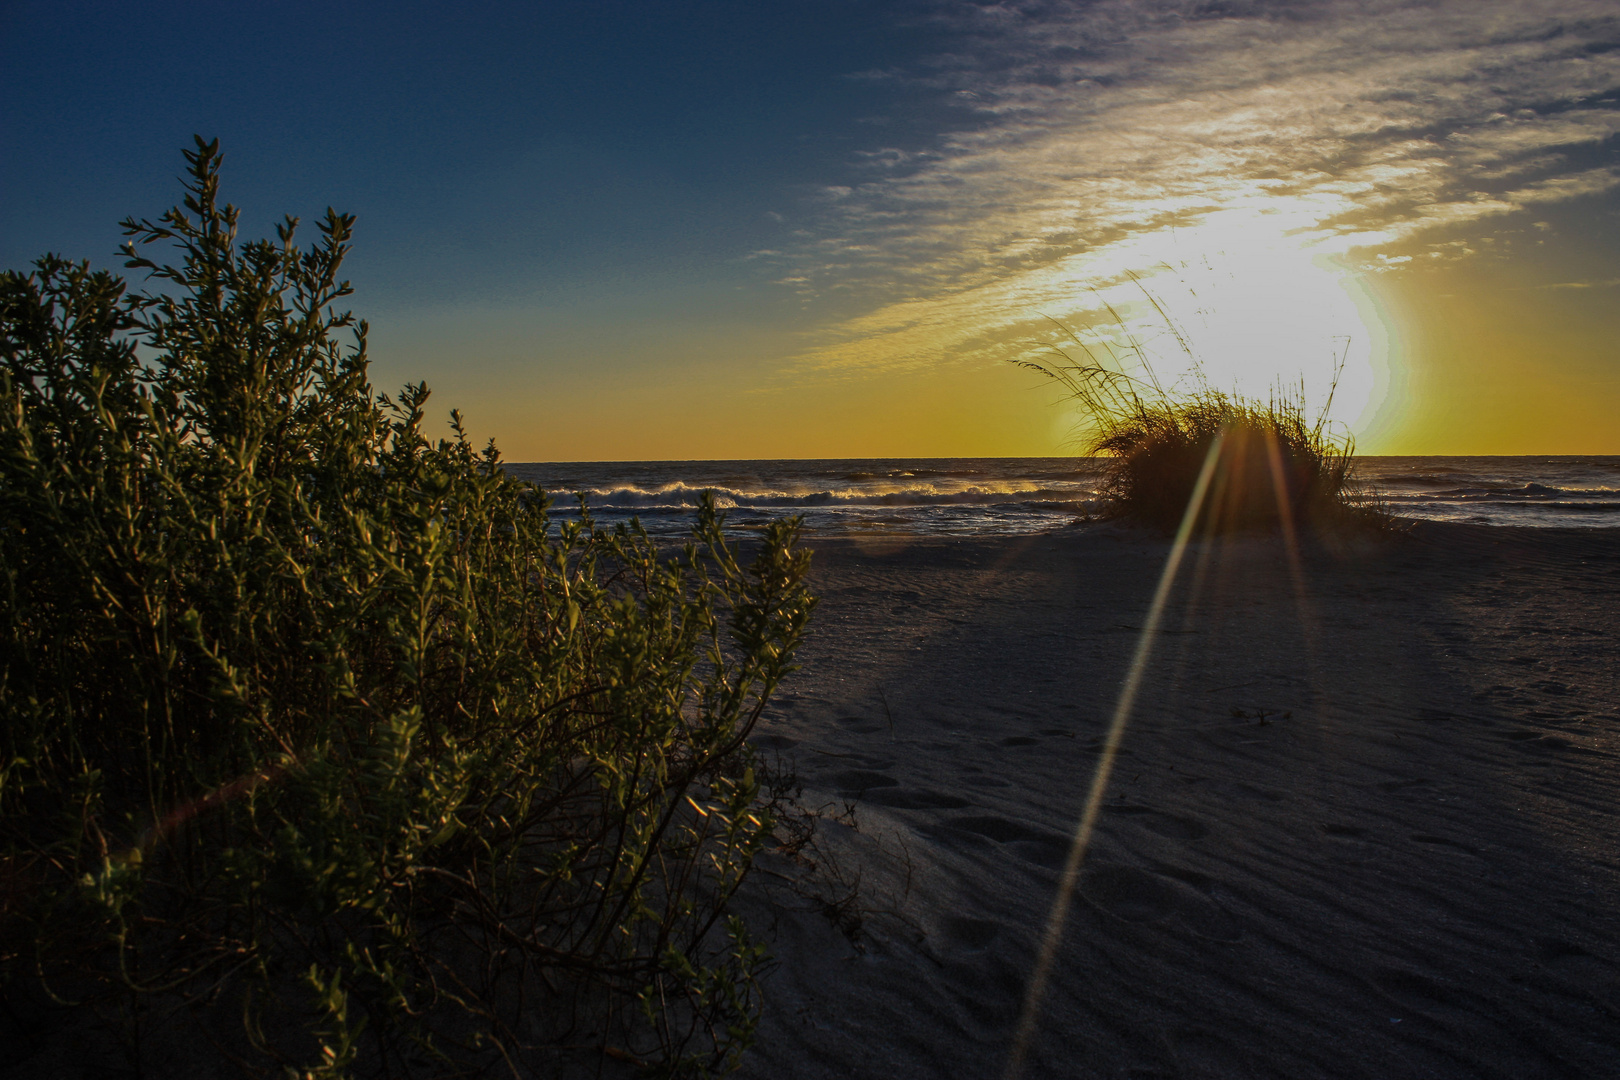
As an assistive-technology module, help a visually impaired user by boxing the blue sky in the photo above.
[3,3,944,302]
[5,1,1618,457]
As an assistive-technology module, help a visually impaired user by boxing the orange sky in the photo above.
[373,206,1620,460]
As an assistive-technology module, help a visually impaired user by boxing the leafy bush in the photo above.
[0,138,814,1077]
[1021,322,1384,534]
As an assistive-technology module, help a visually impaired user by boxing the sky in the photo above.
[3,0,1618,459]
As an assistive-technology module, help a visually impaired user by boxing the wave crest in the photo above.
[542,481,1099,510]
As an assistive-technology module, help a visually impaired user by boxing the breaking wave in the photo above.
[554,482,1098,511]
[502,456,1620,534]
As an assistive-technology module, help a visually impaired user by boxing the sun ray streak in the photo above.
[1264,426,1321,653]
[1003,436,1225,1080]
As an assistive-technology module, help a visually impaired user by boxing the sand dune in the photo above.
[738,522,1620,1079]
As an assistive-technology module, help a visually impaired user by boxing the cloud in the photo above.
[1539,277,1620,289]
[1507,166,1620,203]
[774,0,1620,373]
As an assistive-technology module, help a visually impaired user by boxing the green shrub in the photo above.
[0,138,814,1077]
[1021,322,1383,535]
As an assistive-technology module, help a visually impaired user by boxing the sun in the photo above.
[1051,206,1391,438]
[800,197,1400,453]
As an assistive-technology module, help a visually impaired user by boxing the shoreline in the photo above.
[737,520,1620,1079]
[510,455,1620,536]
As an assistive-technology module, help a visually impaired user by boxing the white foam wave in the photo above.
[1384,484,1620,503]
[543,481,1099,510]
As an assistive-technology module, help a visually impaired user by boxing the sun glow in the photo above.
[1035,206,1394,438]
[800,199,1399,447]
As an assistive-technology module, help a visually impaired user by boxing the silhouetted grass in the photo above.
[1087,389,1381,533]
[1020,309,1387,535]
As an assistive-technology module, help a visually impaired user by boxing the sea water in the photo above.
[500,457,1620,538]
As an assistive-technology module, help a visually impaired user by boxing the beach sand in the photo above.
[735,521,1620,1079]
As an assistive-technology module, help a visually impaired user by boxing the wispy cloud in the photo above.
[1538,276,1620,289]
[774,0,1620,378]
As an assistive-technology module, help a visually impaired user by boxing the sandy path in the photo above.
[736,522,1620,1079]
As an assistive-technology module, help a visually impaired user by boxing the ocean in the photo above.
[500,457,1620,538]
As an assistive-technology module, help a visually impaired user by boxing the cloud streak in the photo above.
[773,0,1620,383]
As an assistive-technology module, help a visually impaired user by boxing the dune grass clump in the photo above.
[1089,389,1373,534]
[0,139,814,1077]
[1022,316,1386,535]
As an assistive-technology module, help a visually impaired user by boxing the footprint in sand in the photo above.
[943,815,1071,867]
[1082,736,1134,755]
[949,815,1063,844]
[1503,730,1574,752]
[861,788,972,810]
[828,770,899,795]
[1169,1026,1251,1079]
[1320,823,1378,865]
[940,916,999,952]
[1079,868,1176,922]
[950,954,1028,1026]
[1409,834,1480,856]
[1010,838,1071,868]
[1103,804,1209,840]
[1532,938,1620,1000]
[1156,864,1213,890]
[1370,968,1478,1023]
[1078,864,1242,941]
[1534,937,1591,963]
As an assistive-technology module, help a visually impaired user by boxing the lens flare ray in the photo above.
[1004,436,1225,1079]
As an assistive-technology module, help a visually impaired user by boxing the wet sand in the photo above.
[737,521,1620,1079]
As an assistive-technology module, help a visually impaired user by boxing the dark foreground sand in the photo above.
[735,521,1620,1080]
